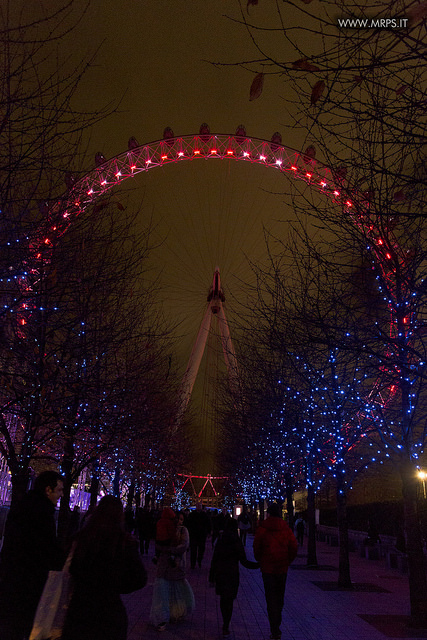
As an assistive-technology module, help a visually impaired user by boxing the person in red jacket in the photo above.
[253,503,298,640]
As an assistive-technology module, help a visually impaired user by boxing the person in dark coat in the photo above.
[186,502,211,569]
[62,495,147,640]
[209,518,258,637]
[0,470,64,640]
[294,515,305,546]
[364,519,381,546]
[136,505,154,554]
[124,506,135,533]
[253,503,298,640]
[212,506,231,547]
[67,505,81,542]
[237,506,252,546]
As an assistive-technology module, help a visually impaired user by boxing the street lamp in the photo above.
[417,469,427,499]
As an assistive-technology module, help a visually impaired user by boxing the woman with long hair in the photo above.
[62,495,147,640]
[209,518,258,637]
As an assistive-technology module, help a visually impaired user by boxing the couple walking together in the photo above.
[210,502,298,640]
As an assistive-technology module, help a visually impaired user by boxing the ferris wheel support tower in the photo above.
[174,267,239,429]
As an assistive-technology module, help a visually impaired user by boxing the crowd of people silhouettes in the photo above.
[0,471,299,640]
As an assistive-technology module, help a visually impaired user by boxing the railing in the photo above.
[316,524,414,573]
[317,524,397,546]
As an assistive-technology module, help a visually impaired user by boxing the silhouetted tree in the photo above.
[226,0,427,621]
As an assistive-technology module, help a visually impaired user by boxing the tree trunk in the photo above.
[89,464,100,509]
[113,463,120,497]
[58,484,72,549]
[259,497,265,521]
[336,478,352,588]
[135,485,141,508]
[10,469,30,507]
[307,482,318,567]
[400,461,427,627]
[57,434,74,547]
[285,472,294,530]
[127,478,135,509]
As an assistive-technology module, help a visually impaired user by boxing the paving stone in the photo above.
[124,536,425,640]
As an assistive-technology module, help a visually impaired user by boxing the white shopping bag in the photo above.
[29,548,74,640]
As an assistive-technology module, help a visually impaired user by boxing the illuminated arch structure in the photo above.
[38,125,405,300]
[175,473,229,507]
[53,130,357,221]
[22,125,410,494]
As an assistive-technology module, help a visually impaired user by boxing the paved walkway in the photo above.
[124,535,427,640]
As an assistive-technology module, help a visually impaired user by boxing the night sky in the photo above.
[22,1,318,473]
[65,2,311,349]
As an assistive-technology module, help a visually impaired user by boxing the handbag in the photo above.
[29,545,75,640]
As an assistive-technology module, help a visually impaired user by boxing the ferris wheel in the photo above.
[30,123,405,483]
